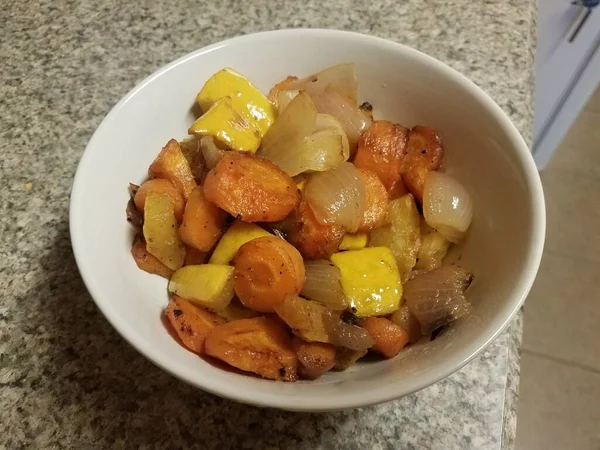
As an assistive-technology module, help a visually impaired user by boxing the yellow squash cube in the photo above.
[331,247,402,317]
[168,264,235,312]
[208,220,271,265]
[143,193,185,271]
[189,97,260,153]
[196,68,276,137]
[339,232,368,251]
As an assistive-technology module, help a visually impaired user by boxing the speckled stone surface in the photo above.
[0,0,535,448]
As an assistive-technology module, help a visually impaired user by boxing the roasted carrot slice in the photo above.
[357,168,389,232]
[179,186,227,252]
[353,120,409,199]
[360,316,409,358]
[401,126,443,202]
[283,200,345,260]
[149,139,197,200]
[205,317,298,381]
[291,337,336,380]
[203,152,300,222]
[134,179,185,223]
[233,236,305,313]
[131,235,174,279]
[164,296,226,354]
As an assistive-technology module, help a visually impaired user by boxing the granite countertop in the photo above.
[0,1,536,448]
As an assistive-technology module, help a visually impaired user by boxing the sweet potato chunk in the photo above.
[353,121,409,199]
[131,235,174,279]
[134,179,185,223]
[283,200,345,260]
[149,139,197,200]
[357,168,389,232]
[179,186,227,252]
[203,152,300,222]
[401,126,443,202]
[292,337,336,379]
[233,236,305,313]
[165,296,226,354]
[205,317,298,381]
[360,317,409,358]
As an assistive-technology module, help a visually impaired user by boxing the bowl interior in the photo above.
[70,29,544,410]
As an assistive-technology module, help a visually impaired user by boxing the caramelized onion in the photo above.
[301,260,348,310]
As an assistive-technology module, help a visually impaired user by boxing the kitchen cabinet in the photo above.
[533,0,600,169]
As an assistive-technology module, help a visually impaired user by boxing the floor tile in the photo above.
[541,168,600,264]
[515,352,600,450]
[560,110,600,151]
[522,251,600,371]
[584,85,600,114]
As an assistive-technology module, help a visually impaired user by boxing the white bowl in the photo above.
[70,29,545,411]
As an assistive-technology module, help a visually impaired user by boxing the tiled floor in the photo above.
[515,86,600,450]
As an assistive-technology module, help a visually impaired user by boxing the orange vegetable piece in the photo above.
[149,139,197,200]
[165,296,226,354]
[357,168,389,232]
[360,316,409,359]
[353,120,409,199]
[203,152,300,223]
[233,236,305,313]
[131,235,174,279]
[179,186,227,252]
[134,179,185,222]
[284,200,345,260]
[184,246,209,266]
[205,317,298,381]
[401,126,444,202]
[292,337,336,380]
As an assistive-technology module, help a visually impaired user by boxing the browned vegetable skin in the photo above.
[360,317,409,358]
[134,179,185,223]
[283,200,345,260]
[291,337,336,379]
[149,139,197,200]
[126,198,144,229]
[357,168,389,232]
[334,348,368,370]
[203,152,300,222]
[401,126,443,202]
[183,246,209,265]
[267,75,299,104]
[164,296,226,354]
[179,136,206,184]
[205,317,298,381]
[233,236,305,313]
[179,186,227,252]
[353,120,409,199]
[131,235,174,279]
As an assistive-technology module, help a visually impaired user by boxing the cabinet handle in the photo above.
[569,0,599,43]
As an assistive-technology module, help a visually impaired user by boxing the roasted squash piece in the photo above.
[165,296,226,354]
[353,121,409,199]
[370,194,421,282]
[149,139,197,200]
[143,192,185,271]
[339,232,369,251]
[134,179,185,223]
[209,220,271,265]
[179,186,227,252]
[401,126,443,202]
[168,264,235,312]
[131,235,174,279]
[357,168,389,232]
[284,200,345,260]
[331,247,402,317]
[203,152,300,222]
[205,317,298,381]
[215,298,260,321]
[414,219,451,271]
[360,316,409,358]
[233,236,305,313]
[292,337,336,380]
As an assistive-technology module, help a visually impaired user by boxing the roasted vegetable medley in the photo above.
[126,64,474,381]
